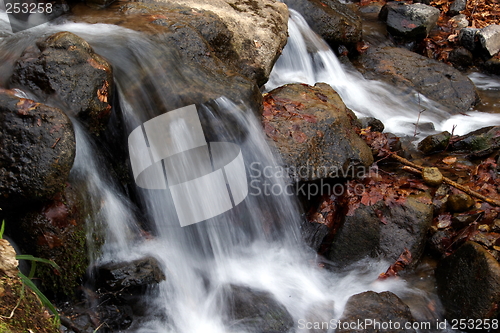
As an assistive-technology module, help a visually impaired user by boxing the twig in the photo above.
[395,155,500,207]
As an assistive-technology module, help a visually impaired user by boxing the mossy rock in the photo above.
[0,276,59,333]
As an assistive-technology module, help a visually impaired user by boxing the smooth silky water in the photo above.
[2,7,499,333]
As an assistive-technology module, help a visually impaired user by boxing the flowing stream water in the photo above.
[1,6,499,333]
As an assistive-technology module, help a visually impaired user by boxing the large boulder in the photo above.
[357,47,480,114]
[116,0,288,86]
[323,171,433,268]
[337,291,416,333]
[436,241,500,320]
[262,83,373,182]
[284,0,362,48]
[223,284,294,332]
[379,2,441,40]
[10,32,113,134]
[0,90,75,204]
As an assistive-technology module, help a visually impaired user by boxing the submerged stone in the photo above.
[222,284,294,332]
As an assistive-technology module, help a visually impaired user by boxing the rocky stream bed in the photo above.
[1,0,500,332]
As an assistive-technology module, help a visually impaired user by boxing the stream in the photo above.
[1,3,500,333]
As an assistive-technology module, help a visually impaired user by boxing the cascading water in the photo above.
[267,9,500,138]
[1,7,489,333]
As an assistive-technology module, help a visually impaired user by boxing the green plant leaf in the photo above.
[15,255,61,272]
[0,220,5,239]
[18,271,60,326]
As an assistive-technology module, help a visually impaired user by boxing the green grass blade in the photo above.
[16,255,61,272]
[18,271,60,326]
[0,220,5,239]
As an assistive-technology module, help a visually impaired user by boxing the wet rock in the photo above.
[418,131,451,154]
[477,24,500,58]
[96,256,166,292]
[429,229,455,255]
[10,32,113,134]
[422,167,443,186]
[448,47,474,68]
[328,194,433,267]
[223,284,294,332]
[302,219,330,251]
[133,0,288,86]
[379,2,440,41]
[448,0,467,16]
[263,83,373,182]
[357,47,479,114]
[284,0,362,48]
[337,291,416,333]
[0,91,75,204]
[12,184,89,296]
[452,212,482,229]
[359,117,385,133]
[459,27,479,52]
[436,241,500,320]
[447,193,475,212]
[451,126,500,152]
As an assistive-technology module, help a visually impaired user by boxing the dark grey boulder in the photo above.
[262,83,373,182]
[10,31,114,134]
[223,284,294,333]
[418,131,451,155]
[284,0,362,47]
[448,0,467,16]
[379,2,440,40]
[436,241,500,320]
[337,291,416,333]
[459,27,479,52]
[357,47,480,114]
[0,90,75,203]
[96,257,166,292]
[328,194,433,268]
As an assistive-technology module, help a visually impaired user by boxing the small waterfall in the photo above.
[0,10,463,333]
[267,9,500,138]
